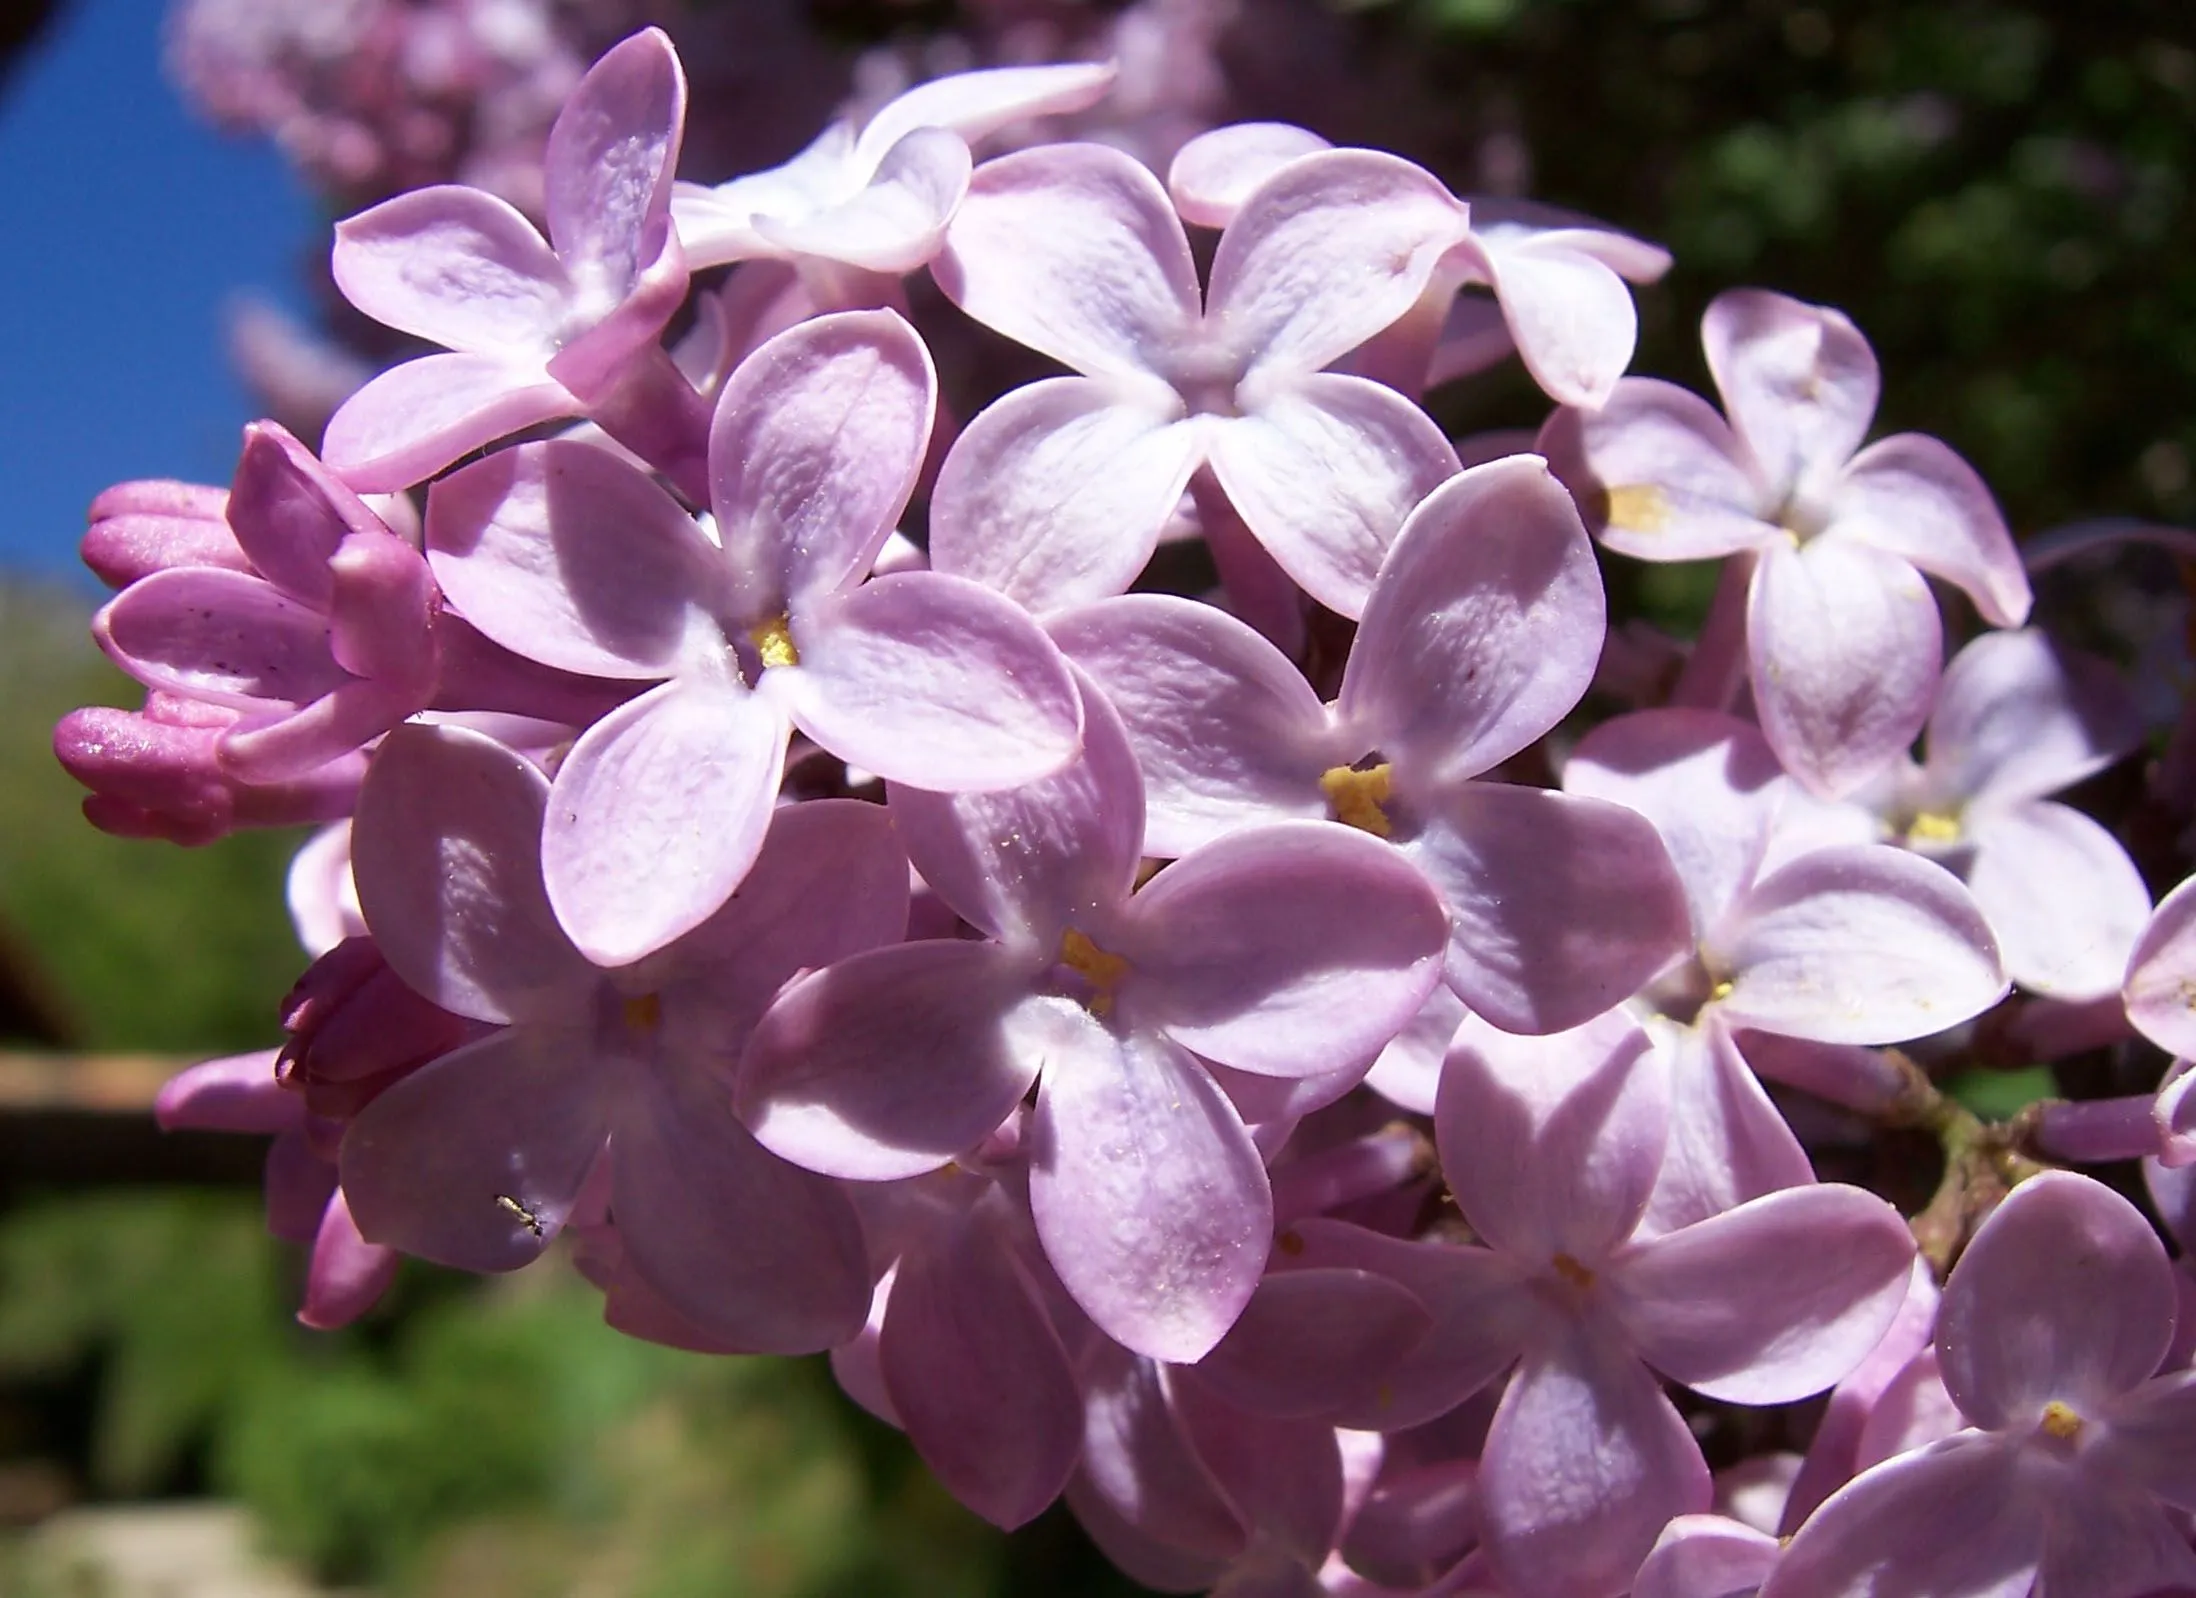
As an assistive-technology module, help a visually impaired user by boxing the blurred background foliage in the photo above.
[0,0,2190,1592]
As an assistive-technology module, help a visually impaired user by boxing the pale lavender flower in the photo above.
[1764,1172,2196,1598]
[1052,455,1690,1035]
[1276,1011,1916,1596]
[672,62,1116,306]
[929,139,1469,617]
[336,723,902,1353]
[1541,289,2031,796]
[323,28,695,492]
[737,676,1448,1361]
[1566,708,2007,1230]
[425,308,1081,963]
[1774,627,2150,1000]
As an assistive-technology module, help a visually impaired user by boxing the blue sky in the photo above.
[0,0,316,580]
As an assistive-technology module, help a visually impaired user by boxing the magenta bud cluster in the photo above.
[76,27,2196,1597]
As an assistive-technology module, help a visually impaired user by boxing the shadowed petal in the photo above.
[1926,629,2142,807]
[1031,1031,1271,1362]
[611,1061,871,1354]
[1641,1013,1815,1235]
[1611,1184,1915,1404]
[97,569,345,709]
[352,723,593,1024]
[1936,1170,2174,1430]
[1965,801,2150,1000]
[427,439,722,679]
[2128,877,2196,1060]
[1479,1315,1711,1598]
[882,1203,1082,1528]
[1406,783,1689,1035]
[1187,1267,1432,1420]
[340,1027,609,1272]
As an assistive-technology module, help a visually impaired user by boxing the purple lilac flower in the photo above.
[424,307,1081,963]
[1541,288,2031,797]
[737,675,1448,1361]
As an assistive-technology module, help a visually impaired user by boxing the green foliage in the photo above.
[0,1191,286,1494]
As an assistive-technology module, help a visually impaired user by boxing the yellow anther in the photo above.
[1603,484,1672,533]
[749,614,799,669]
[1709,979,1735,1003]
[1551,1252,1595,1290]
[1059,928,1131,1017]
[1907,810,1962,845]
[2039,1400,2084,1441]
[1320,762,1396,838]
[622,992,663,1033]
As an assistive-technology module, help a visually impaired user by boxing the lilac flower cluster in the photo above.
[65,27,2196,1596]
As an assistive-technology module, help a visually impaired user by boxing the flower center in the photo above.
[749,614,799,669]
[1551,1252,1595,1290]
[2038,1400,2084,1443]
[1906,809,1963,847]
[1058,928,1131,1017]
[1321,762,1396,838]
[1600,484,1672,534]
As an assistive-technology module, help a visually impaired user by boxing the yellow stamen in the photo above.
[1320,762,1396,838]
[1602,484,1672,533]
[1059,928,1131,1017]
[1907,810,1962,845]
[2039,1400,2084,1441]
[1551,1252,1595,1290]
[621,992,663,1033]
[1709,979,1735,1002]
[749,614,799,669]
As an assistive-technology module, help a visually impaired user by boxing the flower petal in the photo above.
[332,185,564,358]
[1539,377,1777,561]
[541,28,684,289]
[2128,876,2196,1060]
[935,143,1199,377]
[1436,1006,1664,1265]
[929,377,1203,611]
[1166,122,1332,229]
[776,571,1082,790]
[426,439,722,680]
[1121,820,1447,1078]
[340,1026,609,1272]
[97,568,345,710]
[736,942,1046,1181]
[1935,1170,2175,1429]
[1031,1031,1271,1362]
[1700,289,1878,504]
[610,1061,871,1354]
[351,723,593,1024]
[1924,628,2142,807]
[754,126,969,274]
[542,677,788,966]
[1187,1266,1432,1420]
[1833,433,2030,627]
[321,351,573,494]
[1048,593,1331,857]
[1209,374,1460,620]
[1710,844,2006,1045]
[1341,454,1604,786]
[1641,1013,1815,1235]
[1748,534,1942,799]
[1964,801,2150,1001]
[852,61,1117,170]
[710,308,936,618]
[1405,783,1690,1036]
[1611,1183,1916,1404]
